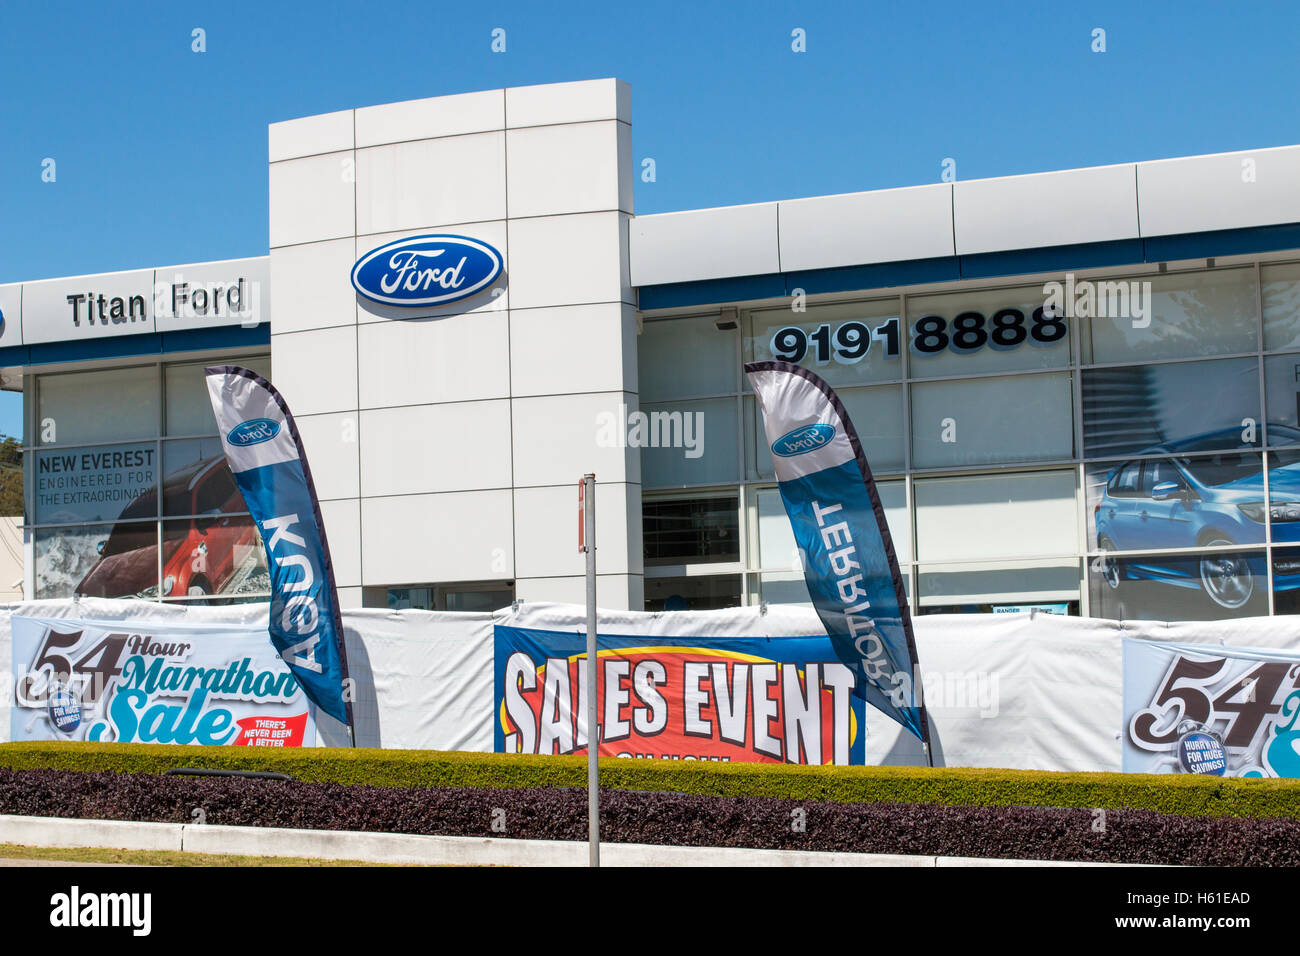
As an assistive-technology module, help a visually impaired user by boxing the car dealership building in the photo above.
[4,78,1300,622]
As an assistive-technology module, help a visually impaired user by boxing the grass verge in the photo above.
[0,842,413,867]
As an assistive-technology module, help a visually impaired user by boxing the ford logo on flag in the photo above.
[351,234,503,307]
[771,423,836,458]
[227,418,280,447]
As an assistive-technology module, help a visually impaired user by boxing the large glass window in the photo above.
[1080,267,1258,364]
[643,494,739,567]
[636,258,1300,621]
[917,560,1079,609]
[915,471,1077,562]
[639,398,738,488]
[639,314,737,401]
[745,299,903,389]
[905,284,1072,378]
[38,367,160,446]
[1263,353,1300,444]
[165,357,271,436]
[1263,262,1300,353]
[30,355,271,603]
[910,372,1073,469]
[746,385,904,480]
[1081,356,1260,459]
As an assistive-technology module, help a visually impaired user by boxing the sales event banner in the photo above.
[494,625,867,764]
[10,616,316,747]
[1123,638,1300,777]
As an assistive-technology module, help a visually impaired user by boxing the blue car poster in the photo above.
[1123,638,1300,777]
[1088,430,1300,619]
[10,616,316,747]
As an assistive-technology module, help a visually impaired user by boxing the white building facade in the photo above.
[6,78,1300,622]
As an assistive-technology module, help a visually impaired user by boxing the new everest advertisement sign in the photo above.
[10,616,315,746]
[494,626,867,764]
[1122,638,1300,777]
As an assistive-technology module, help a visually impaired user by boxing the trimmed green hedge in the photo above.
[2,741,1298,819]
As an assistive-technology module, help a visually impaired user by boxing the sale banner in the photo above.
[494,625,866,764]
[10,616,316,747]
[1123,638,1300,777]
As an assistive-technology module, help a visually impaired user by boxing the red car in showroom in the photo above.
[77,456,259,600]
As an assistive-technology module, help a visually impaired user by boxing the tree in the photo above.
[0,434,23,518]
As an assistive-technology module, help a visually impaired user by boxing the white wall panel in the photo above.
[319,498,362,587]
[355,132,506,235]
[1137,145,1300,236]
[294,411,361,500]
[269,326,357,416]
[511,391,637,486]
[356,311,510,407]
[355,89,503,147]
[513,482,640,577]
[269,153,356,247]
[953,164,1139,255]
[506,121,627,219]
[505,78,630,128]
[507,212,628,309]
[268,109,353,162]
[269,239,357,334]
[361,401,512,497]
[361,490,514,584]
[779,184,954,271]
[630,203,779,286]
[509,303,636,396]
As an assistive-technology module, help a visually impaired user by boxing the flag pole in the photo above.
[581,474,599,867]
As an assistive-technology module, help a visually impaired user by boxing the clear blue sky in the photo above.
[2,0,1298,437]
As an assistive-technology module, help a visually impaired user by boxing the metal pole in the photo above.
[583,473,599,867]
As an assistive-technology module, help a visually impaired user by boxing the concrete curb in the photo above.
[0,815,1130,867]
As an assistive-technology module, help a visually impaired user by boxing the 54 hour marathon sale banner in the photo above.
[494,625,867,764]
[1123,638,1300,777]
[10,616,315,747]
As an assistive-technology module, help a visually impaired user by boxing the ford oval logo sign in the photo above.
[771,423,836,458]
[227,418,280,447]
[351,234,503,307]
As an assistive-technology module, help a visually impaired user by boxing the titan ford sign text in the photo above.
[227,418,280,446]
[351,235,503,307]
[771,423,835,457]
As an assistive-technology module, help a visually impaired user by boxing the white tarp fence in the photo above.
[4,597,1300,771]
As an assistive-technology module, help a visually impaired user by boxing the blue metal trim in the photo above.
[783,257,959,297]
[635,222,1300,310]
[637,273,786,311]
[957,239,1145,280]
[1142,223,1300,261]
[0,324,270,369]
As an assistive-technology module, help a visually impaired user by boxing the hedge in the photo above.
[3,741,1300,819]
[4,767,1300,865]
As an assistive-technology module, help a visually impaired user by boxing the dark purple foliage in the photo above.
[1,768,1297,864]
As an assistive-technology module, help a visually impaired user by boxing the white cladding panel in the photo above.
[629,203,780,286]
[269,82,640,608]
[954,164,1140,255]
[1137,145,1300,236]
[778,184,955,271]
